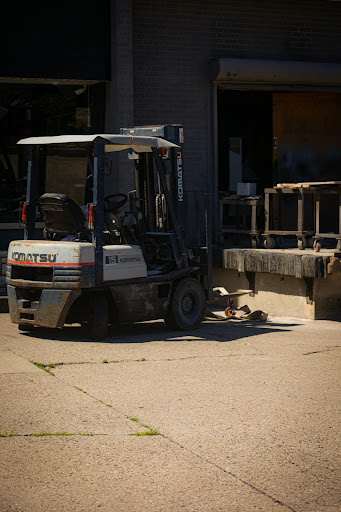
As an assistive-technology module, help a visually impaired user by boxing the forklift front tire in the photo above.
[165,277,206,331]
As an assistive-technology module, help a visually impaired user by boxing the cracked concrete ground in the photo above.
[0,313,340,512]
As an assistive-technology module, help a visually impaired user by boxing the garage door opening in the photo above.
[217,90,341,193]
[217,90,273,195]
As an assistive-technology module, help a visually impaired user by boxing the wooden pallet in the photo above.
[275,181,341,189]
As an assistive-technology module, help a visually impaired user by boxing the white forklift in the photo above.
[6,131,211,338]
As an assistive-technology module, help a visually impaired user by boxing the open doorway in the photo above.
[0,83,106,248]
[217,90,273,195]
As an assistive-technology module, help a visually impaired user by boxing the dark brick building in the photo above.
[112,0,341,229]
[1,0,341,236]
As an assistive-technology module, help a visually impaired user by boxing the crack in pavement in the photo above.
[303,346,341,356]
[0,432,107,438]
[167,441,299,512]
[2,346,308,511]
[36,343,339,367]
[46,369,298,512]
[43,353,262,367]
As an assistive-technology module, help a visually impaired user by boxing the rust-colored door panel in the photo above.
[272,93,341,184]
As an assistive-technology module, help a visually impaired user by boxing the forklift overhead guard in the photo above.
[17,134,180,152]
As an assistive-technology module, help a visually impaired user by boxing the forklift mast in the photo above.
[120,125,212,299]
[120,125,185,236]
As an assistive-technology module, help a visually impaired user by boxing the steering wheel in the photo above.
[104,194,128,214]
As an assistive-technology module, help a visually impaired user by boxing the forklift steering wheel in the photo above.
[104,194,128,214]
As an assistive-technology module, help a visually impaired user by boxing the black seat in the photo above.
[39,193,86,239]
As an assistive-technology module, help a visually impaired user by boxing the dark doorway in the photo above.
[217,90,273,194]
[0,83,106,248]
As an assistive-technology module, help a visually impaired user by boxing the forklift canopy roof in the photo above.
[17,134,179,152]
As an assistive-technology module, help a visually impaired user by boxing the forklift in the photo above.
[6,128,211,338]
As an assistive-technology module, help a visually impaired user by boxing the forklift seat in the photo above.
[39,193,86,239]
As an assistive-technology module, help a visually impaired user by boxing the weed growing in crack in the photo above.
[74,387,86,393]
[30,361,55,375]
[1,432,108,437]
[32,432,75,437]
[0,430,17,437]
[32,432,108,437]
[130,428,160,436]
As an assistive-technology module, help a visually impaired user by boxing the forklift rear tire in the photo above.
[165,278,206,330]
[90,294,109,340]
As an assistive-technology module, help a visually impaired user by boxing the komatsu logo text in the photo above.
[120,257,141,263]
[105,255,141,264]
[11,252,57,263]
[177,152,183,202]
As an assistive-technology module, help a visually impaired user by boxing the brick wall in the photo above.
[106,0,135,196]
[132,0,341,193]
[0,251,7,296]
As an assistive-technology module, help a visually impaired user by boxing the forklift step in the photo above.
[18,308,36,315]
[18,318,35,325]
[18,300,39,312]
[18,299,30,309]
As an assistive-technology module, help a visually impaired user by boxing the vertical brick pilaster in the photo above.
[105,0,135,196]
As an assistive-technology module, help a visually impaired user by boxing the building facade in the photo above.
[1,0,341,242]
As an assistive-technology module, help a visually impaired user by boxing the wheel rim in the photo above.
[181,293,195,315]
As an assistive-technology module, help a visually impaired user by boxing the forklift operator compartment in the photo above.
[6,132,209,338]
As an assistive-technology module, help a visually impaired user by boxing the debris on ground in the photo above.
[205,304,268,322]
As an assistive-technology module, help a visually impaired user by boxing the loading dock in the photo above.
[210,58,341,319]
[211,58,341,239]
[213,60,341,203]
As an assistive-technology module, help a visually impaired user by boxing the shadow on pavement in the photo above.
[20,318,301,345]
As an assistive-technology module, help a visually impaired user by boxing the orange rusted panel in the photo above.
[273,93,341,184]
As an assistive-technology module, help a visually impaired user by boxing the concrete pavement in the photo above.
[0,313,340,511]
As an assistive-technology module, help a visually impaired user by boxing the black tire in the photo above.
[263,236,275,249]
[313,239,322,252]
[251,237,258,249]
[297,237,306,250]
[18,323,34,332]
[165,278,206,330]
[89,294,109,339]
